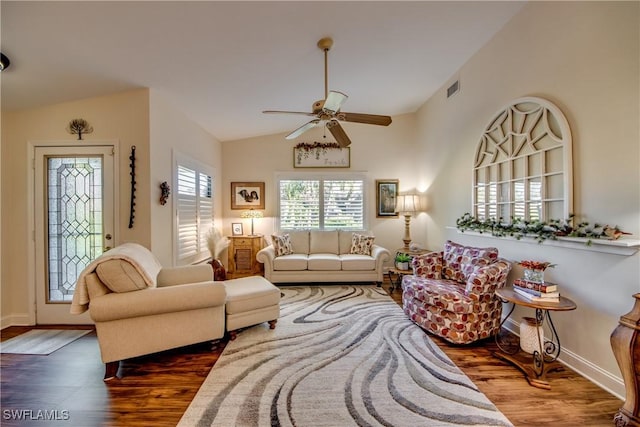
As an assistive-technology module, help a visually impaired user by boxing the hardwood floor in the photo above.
[1,282,622,426]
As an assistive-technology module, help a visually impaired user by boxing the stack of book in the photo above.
[512,278,560,303]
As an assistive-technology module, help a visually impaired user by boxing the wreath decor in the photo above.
[455,213,630,245]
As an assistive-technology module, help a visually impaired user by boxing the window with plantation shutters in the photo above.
[278,174,365,231]
[175,155,214,265]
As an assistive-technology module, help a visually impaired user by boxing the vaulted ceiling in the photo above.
[1,1,525,141]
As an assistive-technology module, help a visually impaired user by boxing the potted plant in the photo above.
[395,253,411,271]
[206,227,229,281]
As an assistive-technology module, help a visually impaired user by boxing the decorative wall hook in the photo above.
[66,118,94,140]
[160,181,171,205]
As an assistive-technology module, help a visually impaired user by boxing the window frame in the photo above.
[275,172,368,232]
[173,152,215,266]
[472,97,573,223]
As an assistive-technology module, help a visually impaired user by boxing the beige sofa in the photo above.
[71,243,227,380]
[256,230,390,285]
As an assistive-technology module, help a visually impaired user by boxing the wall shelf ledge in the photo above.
[448,227,639,256]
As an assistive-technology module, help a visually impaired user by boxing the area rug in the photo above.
[0,329,91,355]
[179,285,512,427]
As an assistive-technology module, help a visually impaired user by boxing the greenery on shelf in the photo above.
[455,213,630,245]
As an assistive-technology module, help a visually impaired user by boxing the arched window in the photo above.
[473,97,572,222]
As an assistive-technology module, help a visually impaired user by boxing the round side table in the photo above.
[494,287,577,389]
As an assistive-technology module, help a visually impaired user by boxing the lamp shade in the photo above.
[395,194,420,215]
[241,210,264,219]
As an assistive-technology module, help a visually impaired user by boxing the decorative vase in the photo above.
[524,268,544,283]
[208,258,227,281]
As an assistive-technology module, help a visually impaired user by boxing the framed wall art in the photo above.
[231,182,265,210]
[231,223,244,236]
[376,179,399,218]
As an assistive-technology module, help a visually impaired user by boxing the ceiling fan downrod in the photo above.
[317,37,333,100]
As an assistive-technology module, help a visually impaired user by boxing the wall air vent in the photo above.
[447,80,460,98]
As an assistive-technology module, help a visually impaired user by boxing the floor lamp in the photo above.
[395,194,420,251]
[241,209,263,236]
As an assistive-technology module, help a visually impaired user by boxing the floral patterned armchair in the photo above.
[401,240,512,344]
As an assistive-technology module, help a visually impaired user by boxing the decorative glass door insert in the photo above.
[34,145,115,324]
[46,156,104,302]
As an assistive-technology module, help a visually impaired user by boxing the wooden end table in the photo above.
[494,287,577,390]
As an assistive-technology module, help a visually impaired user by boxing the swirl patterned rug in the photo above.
[178,285,512,427]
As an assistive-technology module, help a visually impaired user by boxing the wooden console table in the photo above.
[611,293,640,427]
[494,287,577,389]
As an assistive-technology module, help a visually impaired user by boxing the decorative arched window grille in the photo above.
[473,97,572,222]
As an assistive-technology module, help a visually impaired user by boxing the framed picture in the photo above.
[231,182,265,210]
[231,223,243,236]
[376,179,399,218]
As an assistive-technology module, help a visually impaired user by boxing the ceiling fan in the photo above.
[263,37,392,148]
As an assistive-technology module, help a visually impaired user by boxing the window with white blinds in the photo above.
[175,156,214,265]
[278,175,365,230]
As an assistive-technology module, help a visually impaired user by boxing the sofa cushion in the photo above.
[310,230,339,254]
[442,240,498,283]
[273,254,308,271]
[308,254,341,270]
[402,275,474,313]
[350,233,375,256]
[339,230,354,255]
[288,230,310,254]
[340,254,375,271]
[271,234,293,256]
[96,259,150,293]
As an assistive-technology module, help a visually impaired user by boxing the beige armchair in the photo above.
[71,243,226,380]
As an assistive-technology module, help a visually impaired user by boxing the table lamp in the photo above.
[395,193,421,250]
[241,209,263,236]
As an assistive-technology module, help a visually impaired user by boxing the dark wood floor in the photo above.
[1,282,622,427]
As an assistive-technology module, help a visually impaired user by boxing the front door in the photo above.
[34,145,115,324]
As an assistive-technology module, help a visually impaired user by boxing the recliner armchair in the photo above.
[71,243,227,380]
[401,240,512,344]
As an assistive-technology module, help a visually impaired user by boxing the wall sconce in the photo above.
[395,193,421,250]
[241,209,264,236]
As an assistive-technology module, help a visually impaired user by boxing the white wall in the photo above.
[149,90,223,267]
[221,113,424,263]
[1,89,151,326]
[414,1,639,397]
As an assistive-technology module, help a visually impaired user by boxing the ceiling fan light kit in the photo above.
[263,37,392,147]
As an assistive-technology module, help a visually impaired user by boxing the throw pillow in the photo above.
[95,259,148,293]
[271,234,293,256]
[350,233,375,256]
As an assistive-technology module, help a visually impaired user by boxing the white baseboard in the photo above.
[1,313,33,330]
[504,317,624,399]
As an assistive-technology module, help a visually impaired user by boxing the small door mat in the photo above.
[0,329,91,355]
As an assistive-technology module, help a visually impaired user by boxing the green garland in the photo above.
[455,213,629,245]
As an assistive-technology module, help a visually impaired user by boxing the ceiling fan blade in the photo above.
[263,110,317,117]
[322,91,348,114]
[326,120,352,147]
[285,119,320,140]
[339,112,392,126]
